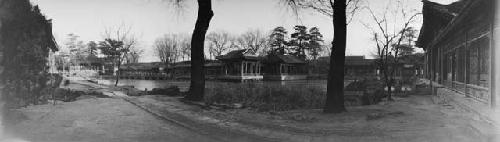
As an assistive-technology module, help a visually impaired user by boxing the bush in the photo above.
[53,88,109,102]
[205,83,325,112]
[148,86,182,96]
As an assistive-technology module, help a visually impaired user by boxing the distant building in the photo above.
[316,56,377,79]
[170,60,224,80]
[119,62,168,79]
[216,49,263,81]
[417,0,496,106]
[263,54,307,80]
[343,56,378,79]
[315,56,423,80]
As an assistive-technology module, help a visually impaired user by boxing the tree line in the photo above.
[153,25,327,67]
[55,32,143,72]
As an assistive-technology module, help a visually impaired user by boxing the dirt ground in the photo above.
[194,95,498,142]
[2,97,220,142]
[2,79,498,142]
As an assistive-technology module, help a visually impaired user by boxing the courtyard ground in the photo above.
[128,94,498,142]
[2,79,499,142]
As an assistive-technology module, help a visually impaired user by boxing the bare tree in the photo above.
[125,46,144,64]
[179,36,191,61]
[154,34,181,65]
[206,31,232,59]
[237,29,268,55]
[294,0,362,24]
[100,24,138,86]
[364,0,420,101]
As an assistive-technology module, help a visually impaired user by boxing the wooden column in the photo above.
[257,63,260,74]
[464,31,469,96]
[250,62,254,74]
[490,4,498,107]
[244,62,248,75]
[241,61,244,75]
[225,64,228,75]
[279,64,282,74]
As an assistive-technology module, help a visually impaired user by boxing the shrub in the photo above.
[205,83,325,112]
[148,86,182,96]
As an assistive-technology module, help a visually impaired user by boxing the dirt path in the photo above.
[4,97,221,142]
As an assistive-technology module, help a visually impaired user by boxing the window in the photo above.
[457,46,465,82]
[467,37,489,87]
[468,44,479,85]
[479,38,490,88]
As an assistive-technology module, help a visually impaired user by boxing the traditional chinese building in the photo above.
[119,62,168,80]
[314,56,378,80]
[343,56,377,80]
[417,0,497,106]
[263,54,307,80]
[169,60,224,80]
[216,49,263,81]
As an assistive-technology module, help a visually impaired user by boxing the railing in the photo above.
[438,80,489,103]
[465,84,489,103]
[119,72,170,80]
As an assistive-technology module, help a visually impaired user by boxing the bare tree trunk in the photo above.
[323,0,347,113]
[114,58,121,87]
[186,0,213,101]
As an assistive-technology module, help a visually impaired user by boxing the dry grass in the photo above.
[204,83,325,112]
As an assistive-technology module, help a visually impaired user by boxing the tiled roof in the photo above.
[417,0,470,49]
[216,49,261,61]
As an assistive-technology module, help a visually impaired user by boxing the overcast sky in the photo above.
[32,0,458,62]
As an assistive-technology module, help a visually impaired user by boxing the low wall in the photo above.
[218,75,263,81]
[264,75,308,81]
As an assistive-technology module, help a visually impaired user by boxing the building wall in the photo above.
[426,0,493,104]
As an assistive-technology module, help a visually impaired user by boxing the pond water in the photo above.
[97,79,337,92]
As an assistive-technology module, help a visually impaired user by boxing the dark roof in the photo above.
[170,62,223,68]
[416,0,471,49]
[216,49,261,61]
[348,59,375,66]
[86,55,104,63]
[265,54,306,64]
[345,56,365,61]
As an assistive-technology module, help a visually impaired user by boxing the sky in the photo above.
[32,0,459,62]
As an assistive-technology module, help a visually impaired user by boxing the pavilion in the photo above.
[216,49,263,81]
[262,54,307,80]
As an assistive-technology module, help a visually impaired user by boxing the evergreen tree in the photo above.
[269,26,288,55]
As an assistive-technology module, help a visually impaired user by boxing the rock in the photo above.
[366,113,384,121]
[232,103,243,109]
[149,86,181,96]
[125,90,144,96]
[76,95,96,101]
